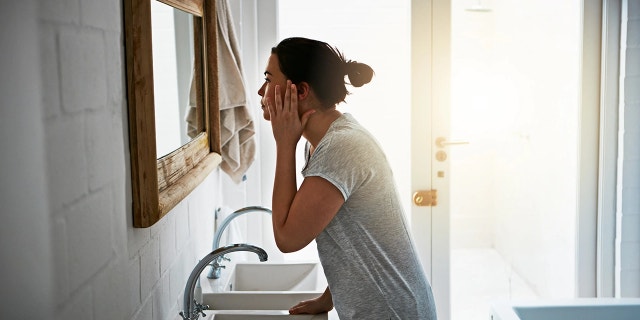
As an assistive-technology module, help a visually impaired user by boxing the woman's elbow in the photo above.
[274,236,307,253]
[276,242,297,254]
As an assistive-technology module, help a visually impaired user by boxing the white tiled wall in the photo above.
[618,0,640,298]
[37,0,232,319]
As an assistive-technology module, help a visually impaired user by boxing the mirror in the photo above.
[150,1,202,157]
[124,0,221,228]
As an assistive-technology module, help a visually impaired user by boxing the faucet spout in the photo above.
[208,206,272,279]
[180,244,268,320]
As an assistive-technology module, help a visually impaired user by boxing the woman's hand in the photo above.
[267,80,314,149]
[289,287,334,315]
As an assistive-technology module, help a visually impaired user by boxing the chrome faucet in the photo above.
[208,206,272,279]
[179,244,268,320]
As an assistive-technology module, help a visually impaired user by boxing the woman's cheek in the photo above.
[263,87,273,105]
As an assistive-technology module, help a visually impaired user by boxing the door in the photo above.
[410,0,451,319]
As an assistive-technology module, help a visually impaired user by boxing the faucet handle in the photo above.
[194,301,209,317]
[220,255,231,262]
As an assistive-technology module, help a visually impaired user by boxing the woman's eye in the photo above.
[264,78,270,83]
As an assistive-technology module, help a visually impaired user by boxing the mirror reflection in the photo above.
[151,1,202,157]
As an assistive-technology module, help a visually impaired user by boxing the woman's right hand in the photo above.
[267,81,314,149]
[289,286,334,315]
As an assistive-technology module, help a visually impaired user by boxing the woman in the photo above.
[258,37,437,319]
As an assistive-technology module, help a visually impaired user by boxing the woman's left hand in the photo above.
[267,80,314,149]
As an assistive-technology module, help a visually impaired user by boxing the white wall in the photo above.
[0,1,54,318]
[617,0,640,297]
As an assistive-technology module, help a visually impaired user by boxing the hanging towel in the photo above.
[215,0,255,183]
[185,0,256,183]
[184,68,199,139]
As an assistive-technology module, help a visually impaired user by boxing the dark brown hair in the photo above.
[272,37,374,108]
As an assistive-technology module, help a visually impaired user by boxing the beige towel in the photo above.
[216,0,255,183]
[186,0,255,183]
[184,69,199,139]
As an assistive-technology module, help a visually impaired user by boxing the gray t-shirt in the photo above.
[302,114,437,319]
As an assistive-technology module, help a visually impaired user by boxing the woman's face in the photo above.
[257,53,287,121]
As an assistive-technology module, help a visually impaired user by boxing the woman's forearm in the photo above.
[271,145,298,247]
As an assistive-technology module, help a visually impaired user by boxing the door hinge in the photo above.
[413,189,437,207]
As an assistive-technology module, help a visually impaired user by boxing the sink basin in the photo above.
[206,310,327,319]
[201,262,326,311]
[211,314,326,319]
[203,292,321,310]
[228,262,324,291]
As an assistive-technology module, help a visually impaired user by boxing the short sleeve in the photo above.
[302,132,377,201]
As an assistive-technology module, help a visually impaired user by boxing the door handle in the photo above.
[413,190,437,206]
[436,137,470,148]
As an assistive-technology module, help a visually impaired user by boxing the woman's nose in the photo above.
[258,83,265,96]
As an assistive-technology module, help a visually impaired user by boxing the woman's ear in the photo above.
[296,82,311,100]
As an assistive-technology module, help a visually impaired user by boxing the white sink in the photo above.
[228,262,324,291]
[205,310,327,319]
[203,292,321,310]
[201,262,326,312]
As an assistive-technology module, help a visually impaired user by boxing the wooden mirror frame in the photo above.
[124,0,221,228]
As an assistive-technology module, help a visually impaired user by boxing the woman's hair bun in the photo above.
[345,60,374,87]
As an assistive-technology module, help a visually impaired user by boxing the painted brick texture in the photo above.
[37,0,224,319]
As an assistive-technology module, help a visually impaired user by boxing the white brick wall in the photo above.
[618,0,640,298]
[0,1,54,319]
[36,0,229,319]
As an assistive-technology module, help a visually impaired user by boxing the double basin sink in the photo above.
[199,262,328,319]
